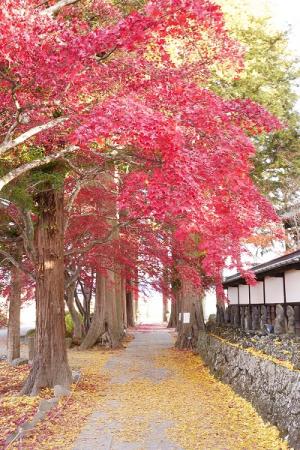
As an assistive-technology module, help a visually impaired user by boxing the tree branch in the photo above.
[65,223,121,256]
[0,249,35,280]
[74,288,85,316]
[0,117,67,156]
[42,0,80,16]
[0,145,78,191]
[65,267,80,288]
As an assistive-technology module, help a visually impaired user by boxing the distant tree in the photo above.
[212,1,300,208]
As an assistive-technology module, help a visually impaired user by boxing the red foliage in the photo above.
[0,0,282,294]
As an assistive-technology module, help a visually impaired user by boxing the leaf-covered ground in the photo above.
[211,326,300,368]
[0,349,111,449]
[74,329,288,450]
[97,349,288,449]
[1,331,289,449]
[0,363,39,448]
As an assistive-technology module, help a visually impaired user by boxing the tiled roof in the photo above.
[223,249,300,287]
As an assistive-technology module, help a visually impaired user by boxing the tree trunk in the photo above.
[7,264,22,363]
[162,294,168,322]
[126,291,135,327]
[121,276,127,329]
[175,281,205,349]
[79,271,105,350]
[167,299,177,328]
[104,268,123,347]
[80,269,123,350]
[65,282,83,344]
[132,269,139,323]
[115,270,125,337]
[21,187,71,395]
[78,279,93,334]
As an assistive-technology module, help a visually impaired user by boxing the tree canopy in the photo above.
[214,0,300,208]
[0,0,291,389]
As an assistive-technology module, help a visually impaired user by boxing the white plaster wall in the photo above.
[265,276,284,304]
[239,285,250,305]
[285,270,300,303]
[228,287,239,305]
[250,281,264,304]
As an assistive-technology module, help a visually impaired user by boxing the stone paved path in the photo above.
[72,326,286,450]
[73,326,181,450]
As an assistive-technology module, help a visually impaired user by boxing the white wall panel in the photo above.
[228,287,238,305]
[250,282,264,304]
[239,284,250,305]
[265,276,284,304]
[285,270,300,303]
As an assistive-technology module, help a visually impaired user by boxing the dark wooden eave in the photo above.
[223,249,300,288]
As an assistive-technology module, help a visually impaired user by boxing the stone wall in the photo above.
[197,331,300,449]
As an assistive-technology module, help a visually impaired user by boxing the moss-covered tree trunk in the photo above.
[22,188,71,395]
[115,269,125,338]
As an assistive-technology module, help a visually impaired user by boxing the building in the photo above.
[222,249,300,335]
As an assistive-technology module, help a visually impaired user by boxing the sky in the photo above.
[267,0,300,108]
[269,0,300,54]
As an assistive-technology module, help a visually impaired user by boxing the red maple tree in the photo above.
[0,0,281,392]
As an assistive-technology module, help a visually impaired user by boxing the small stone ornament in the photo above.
[287,305,296,335]
[233,306,240,328]
[251,306,260,331]
[224,307,230,325]
[244,307,251,331]
[11,357,28,367]
[274,304,287,335]
[260,305,267,330]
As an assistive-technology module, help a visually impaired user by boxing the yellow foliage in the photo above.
[3,349,111,450]
[95,349,288,450]
[2,339,289,449]
[211,333,298,372]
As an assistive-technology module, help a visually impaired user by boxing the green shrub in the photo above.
[65,313,74,338]
[26,328,35,337]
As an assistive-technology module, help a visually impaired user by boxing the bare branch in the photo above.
[74,288,85,316]
[95,47,117,62]
[65,224,120,256]
[64,167,107,231]
[0,249,35,280]
[42,0,80,16]
[0,117,67,156]
[0,145,78,191]
[65,267,81,288]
